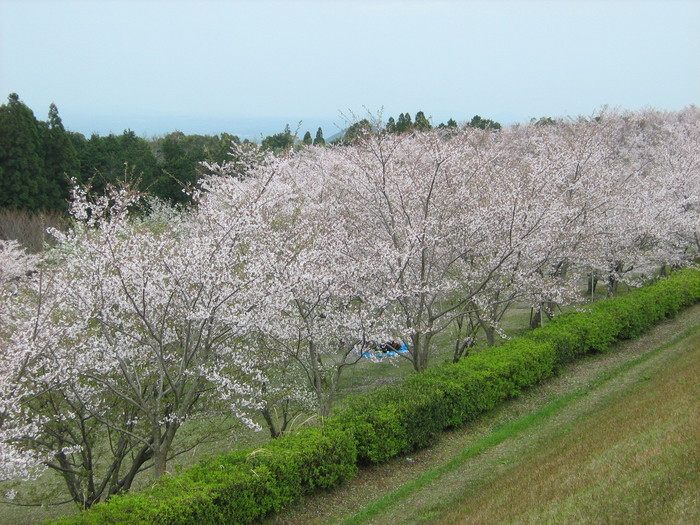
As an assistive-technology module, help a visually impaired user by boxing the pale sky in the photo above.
[1,0,698,139]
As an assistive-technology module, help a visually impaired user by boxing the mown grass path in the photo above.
[268,304,700,525]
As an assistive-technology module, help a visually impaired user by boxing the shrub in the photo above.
[51,426,356,525]
[527,269,700,364]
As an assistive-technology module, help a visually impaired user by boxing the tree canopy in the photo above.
[0,94,77,211]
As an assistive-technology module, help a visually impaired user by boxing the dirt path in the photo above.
[266,304,700,525]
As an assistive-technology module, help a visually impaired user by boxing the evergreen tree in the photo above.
[532,116,557,126]
[77,133,120,193]
[151,131,203,204]
[343,119,372,143]
[262,124,295,153]
[313,127,325,146]
[438,118,459,130]
[396,112,413,133]
[76,130,158,195]
[204,133,241,165]
[468,115,502,131]
[385,117,396,133]
[42,103,79,210]
[117,129,159,191]
[302,131,313,145]
[414,111,432,131]
[0,93,48,210]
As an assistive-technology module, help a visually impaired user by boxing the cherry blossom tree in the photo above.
[629,107,700,267]
[0,183,278,507]
[331,126,600,368]
[566,109,699,294]
[199,150,394,419]
[0,240,47,484]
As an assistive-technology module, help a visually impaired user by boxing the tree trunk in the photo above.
[483,324,496,346]
[261,406,282,439]
[153,446,167,478]
[411,332,432,373]
[587,272,598,297]
[530,306,542,330]
[152,422,178,478]
[607,260,623,296]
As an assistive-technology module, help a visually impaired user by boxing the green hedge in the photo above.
[50,426,357,525]
[50,268,700,524]
[526,268,700,362]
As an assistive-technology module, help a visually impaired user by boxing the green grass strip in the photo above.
[342,323,700,525]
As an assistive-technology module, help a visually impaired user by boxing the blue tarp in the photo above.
[361,343,409,358]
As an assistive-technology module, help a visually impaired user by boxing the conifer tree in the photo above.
[313,127,325,146]
[414,111,432,131]
[468,115,501,131]
[396,112,413,133]
[42,103,79,210]
[262,124,295,153]
[0,94,47,210]
[303,131,313,145]
[437,118,459,130]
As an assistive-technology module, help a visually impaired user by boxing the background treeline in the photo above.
[0,94,489,214]
[0,93,252,210]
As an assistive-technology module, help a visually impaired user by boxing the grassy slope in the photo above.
[429,326,700,524]
[269,303,700,525]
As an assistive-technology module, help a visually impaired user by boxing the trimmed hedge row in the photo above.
[526,268,700,362]
[51,268,700,524]
[52,425,357,525]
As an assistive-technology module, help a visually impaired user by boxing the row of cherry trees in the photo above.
[1,107,698,508]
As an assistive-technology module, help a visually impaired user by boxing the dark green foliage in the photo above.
[0,93,48,210]
[0,94,247,208]
[532,116,557,126]
[302,131,313,146]
[395,112,413,133]
[50,426,357,525]
[0,95,80,211]
[77,131,241,205]
[48,269,700,524]
[467,114,502,131]
[42,103,80,211]
[438,118,458,129]
[382,112,455,134]
[262,124,294,154]
[342,119,372,143]
[149,131,209,204]
[202,132,242,165]
[413,111,432,131]
[148,132,243,204]
[313,127,325,146]
[75,130,159,196]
